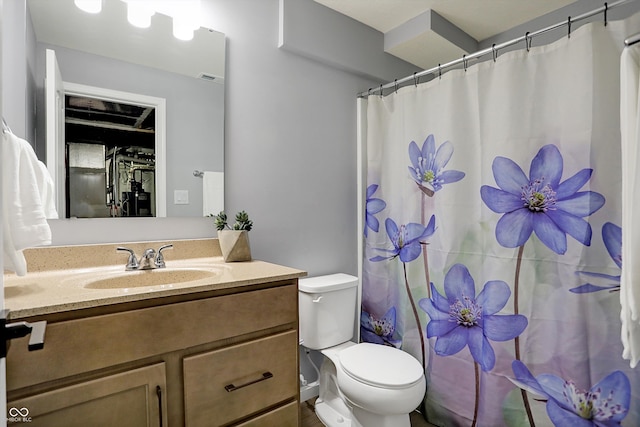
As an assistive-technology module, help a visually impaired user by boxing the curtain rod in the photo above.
[359,0,634,98]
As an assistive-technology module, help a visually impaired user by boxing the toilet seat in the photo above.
[339,343,423,389]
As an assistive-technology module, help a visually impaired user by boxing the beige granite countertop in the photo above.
[3,239,306,320]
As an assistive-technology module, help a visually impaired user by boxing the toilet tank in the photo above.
[298,273,358,350]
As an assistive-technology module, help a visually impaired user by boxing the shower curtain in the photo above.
[360,13,640,427]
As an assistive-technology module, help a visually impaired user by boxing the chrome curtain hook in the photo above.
[438,64,442,79]
[394,79,399,93]
[525,32,531,52]
[368,88,372,97]
[492,44,498,62]
[463,55,468,72]
[604,2,608,26]
[567,16,572,38]
[379,84,383,97]
[413,72,419,86]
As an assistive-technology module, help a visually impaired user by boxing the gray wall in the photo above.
[15,0,638,278]
[44,0,414,278]
[481,0,640,51]
[201,0,386,275]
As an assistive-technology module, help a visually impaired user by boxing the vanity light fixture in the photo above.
[124,0,155,29]
[74,0,102,14]
[170,0,201,41]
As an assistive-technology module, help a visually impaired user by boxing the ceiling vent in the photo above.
[197,72,219,81]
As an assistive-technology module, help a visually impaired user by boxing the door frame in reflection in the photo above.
[63,82,167,217]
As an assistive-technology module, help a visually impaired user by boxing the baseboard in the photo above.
[300,383,319,402]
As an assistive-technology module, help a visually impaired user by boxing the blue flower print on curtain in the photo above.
[408,135,465,302]
[370,216,436,262]
[420,264,528,371]
[511,360,631,426]
[571,222,621,294]
[371,216,437,369]
[419,263,528,426]
[480,144,605,255]
[480,144,605,425]
[360,307,401,347]
[408,134,465,197]
[364,184,386,237]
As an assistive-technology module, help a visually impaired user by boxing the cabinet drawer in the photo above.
[234,401,299,427]
[8,284,297,390]
[8,363,167,427]
[184,330,298,426]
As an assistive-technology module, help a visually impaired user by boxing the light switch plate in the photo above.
[174,190,189,205]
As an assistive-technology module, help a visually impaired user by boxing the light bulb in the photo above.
[74,0,102,14]
[173,18,195,41]
[171,0,200,41]
[126,0,155,28]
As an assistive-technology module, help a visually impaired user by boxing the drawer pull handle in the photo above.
[156,385,163,427]
[224,371,273,392]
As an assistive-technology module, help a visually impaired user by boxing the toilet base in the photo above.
[352,407,410,427]
[315,397,352,427]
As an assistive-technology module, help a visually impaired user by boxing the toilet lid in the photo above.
[339,343,423,389]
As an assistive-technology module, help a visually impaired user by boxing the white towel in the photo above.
[202,171,224,216]
[2,131,56,276]
[620,46,640,368]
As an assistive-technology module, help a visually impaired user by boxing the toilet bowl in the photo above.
[299,274,426,427]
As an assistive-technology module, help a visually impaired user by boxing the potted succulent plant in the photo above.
[212,211,253,262]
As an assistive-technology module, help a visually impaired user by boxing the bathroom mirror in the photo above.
[26,0,225,218]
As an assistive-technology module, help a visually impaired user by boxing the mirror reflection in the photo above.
[26,0,225,218]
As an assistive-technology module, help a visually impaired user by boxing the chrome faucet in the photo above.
[117,244,173,271]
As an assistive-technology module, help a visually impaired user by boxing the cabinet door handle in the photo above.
[224,371,273,392]
[156,385,163,427]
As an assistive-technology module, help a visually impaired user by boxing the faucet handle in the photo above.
[155,244,173,268]
[116,247,139,270]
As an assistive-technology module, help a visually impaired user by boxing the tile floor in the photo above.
[300,399,438,427]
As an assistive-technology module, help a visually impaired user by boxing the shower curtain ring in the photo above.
[438,64,442,79]
[567,16,572,38]
[604,2,608,26]
[394,79,399,93]
[368,88,372,97]
[492,44,498,62]
[379,84,383,97]
[463,55,468,72]
[525,32,531,52]
[413,72,419,86]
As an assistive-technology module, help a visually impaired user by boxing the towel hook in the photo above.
[604,2,608,26]
[567,16,572,38]
[2,117,11,134]
[492,44,498,62]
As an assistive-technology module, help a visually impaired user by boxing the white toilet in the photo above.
[299,273,426,427]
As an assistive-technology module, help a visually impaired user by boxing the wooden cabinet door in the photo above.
[7,363,167,427]
[184,330,298,426]
[234,401,299,427]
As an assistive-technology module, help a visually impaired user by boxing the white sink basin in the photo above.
[83,268,223,289]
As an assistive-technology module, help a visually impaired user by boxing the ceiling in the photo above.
[314,0,577,70]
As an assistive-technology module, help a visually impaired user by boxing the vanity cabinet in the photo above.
[6,280,300,426]
[8,363,167,427]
